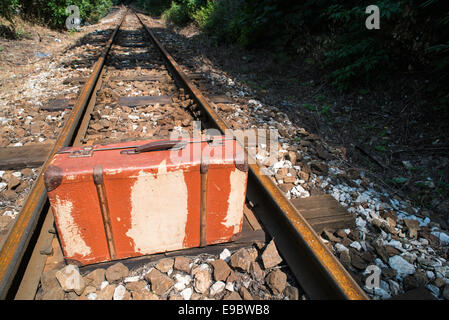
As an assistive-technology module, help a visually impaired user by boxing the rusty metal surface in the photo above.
[136,13,368,300]
[0,10,128,299]
[13,208,55,300]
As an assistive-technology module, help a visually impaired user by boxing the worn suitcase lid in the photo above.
[45,137,246,189]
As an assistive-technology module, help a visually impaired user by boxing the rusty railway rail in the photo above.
[135,14,367,300]
[0,9,368,300]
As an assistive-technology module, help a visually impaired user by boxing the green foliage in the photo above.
[4,0,445,105]
[157,0,448,104]
[136,0,172,16]
[0,0,112,29]
[323,2,403,90]
[161,0,239,42]
[320,104,332,117]
[0,0,20,23]
[315,94,326,103]
[162,1,190,26]
[324,1,448,99]
[42,0,112,28]
[191,0,215,30]
[303,103,316,111]
[161,0,208,26]
[392,177,408,185]
[194,0,242,43]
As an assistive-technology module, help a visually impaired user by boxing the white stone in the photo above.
[87,293,97,300]
[388,280,400,296]
[431,231,449,245]
[426,271,435,280]
[360,241,367,251]
[55,264,85,295]
[380,280,390,293]
[180,287,193,300]
[386,239,404,251]
[350,241,362,251]
[248,99,262,106]
[199,263,211,271]
[335,243,349,253]
[225,282,234,292]
[426,284,440,297]
[209,281,226,296]
[434,266,449,277]
[389,255,415,278]
[219,249,231,262]
[374,258,388,269]
[364,285,391,299]
[273,161,286,170]
[0,182,7,192]
[174,274,192,291]
[124,276,140,283]
[113,284,126,300]
[100,281,109,290]
[355,194,370,203]
[194,269,212,294]
[12,172,21,178]
[355,217,366,229]
[3,210,18,218]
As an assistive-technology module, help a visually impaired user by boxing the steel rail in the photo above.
[0,9,128,299]
[136,13,368,300]
[14,67,108,300]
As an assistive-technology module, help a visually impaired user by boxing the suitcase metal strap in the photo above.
[58,137,236,157]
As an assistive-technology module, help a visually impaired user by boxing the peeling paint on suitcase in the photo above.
[44,137,248,265]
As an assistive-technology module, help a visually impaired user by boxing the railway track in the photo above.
[0,8,368,300]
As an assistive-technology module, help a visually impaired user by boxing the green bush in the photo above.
[161,0,207,26]
[1,0,113,29]
[42,0,112,28]
[192,0,242,42]
[136,0,172,16]
[0,0,20,21]
[323,1,448,99]
[162,1,190,26]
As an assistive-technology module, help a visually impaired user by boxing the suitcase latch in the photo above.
[68,146,95,158]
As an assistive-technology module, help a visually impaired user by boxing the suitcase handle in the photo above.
[120,140,188,154]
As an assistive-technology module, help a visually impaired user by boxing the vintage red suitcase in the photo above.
[44,137,248,266]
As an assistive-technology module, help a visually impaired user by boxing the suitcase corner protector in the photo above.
[44,165,63,192]
[64,258,83,267]
[235,159,248,172]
